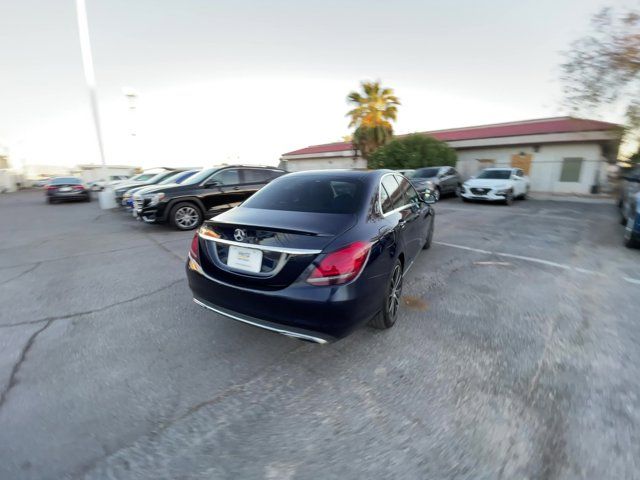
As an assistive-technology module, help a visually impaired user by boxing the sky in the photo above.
[0,0,634,170]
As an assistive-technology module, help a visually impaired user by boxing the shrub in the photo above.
[368,134,457,169]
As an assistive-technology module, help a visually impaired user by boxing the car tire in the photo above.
[503,191,514,206]
[624,217,639,248]
[169,202,203,231]
[371,259,403,330]
[455,184,462,197]
[47,197,54,204]
[423,218,434,250]
[620,208,628,225]
[461,197,470,203]
[520,187,529,200]
[84,195,91,202]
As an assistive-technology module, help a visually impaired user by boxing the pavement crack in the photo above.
[0,262,41,286]
[144,233,185,262]
[0,278,184,329]
[0,243,151,271]
[76,342,309,477]
[0,319,53,410]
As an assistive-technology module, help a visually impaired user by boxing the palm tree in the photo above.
[346,81,400,158]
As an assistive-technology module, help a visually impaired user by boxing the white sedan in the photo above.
[460,167,530,205]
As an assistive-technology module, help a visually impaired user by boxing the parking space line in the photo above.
[434,241,492,255]
[434,241,640,285]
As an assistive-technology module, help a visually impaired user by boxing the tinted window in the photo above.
[148,171,176,183]
[158,171,186,185]
[131,172,161,182]
[413,168,440,179]
[242,176,364,214]
[242,169,271,183]
[396,175,420,205]
[208,169,240,185]
[380,175,404,213]
[477,169,511,179]
[182,167,217,185]
[159,170,197,185]
[51,177,82,185]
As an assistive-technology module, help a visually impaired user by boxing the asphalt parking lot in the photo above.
[1,189,639,479]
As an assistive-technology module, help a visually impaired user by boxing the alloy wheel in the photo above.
[175,206,199,229]
[388,265,403,321]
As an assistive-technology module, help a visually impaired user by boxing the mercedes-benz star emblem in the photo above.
[233,228,246,242]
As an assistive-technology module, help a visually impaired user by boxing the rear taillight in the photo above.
[46,185,56,190]
[72,185,84,190]
[307,241,371,286]
[190,232,199,261]
[188,232,202,273]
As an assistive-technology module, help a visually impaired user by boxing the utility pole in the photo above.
[74,0,115,208]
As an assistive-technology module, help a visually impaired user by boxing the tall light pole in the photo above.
[74,0,115,208]
[122,87,139,165]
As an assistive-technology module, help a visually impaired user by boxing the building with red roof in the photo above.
[280,116,622,194]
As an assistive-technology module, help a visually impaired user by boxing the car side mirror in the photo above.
[424,191,438,204]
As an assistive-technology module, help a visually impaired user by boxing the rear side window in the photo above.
[242,169,272,183]
[242,176,364,214]
[208,169,240,185]
[395,175,420,206]
[380,175,404,214]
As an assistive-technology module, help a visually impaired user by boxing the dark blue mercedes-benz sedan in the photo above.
[186,169,437,343]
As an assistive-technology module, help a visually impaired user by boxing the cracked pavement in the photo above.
[1,190,639,479]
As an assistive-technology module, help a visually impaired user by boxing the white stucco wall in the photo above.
[0,171,19,192]
[455,143,607,194]
[75,166,137,183]
[282,156,367,172]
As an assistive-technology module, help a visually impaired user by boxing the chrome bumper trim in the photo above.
[198,234,322,256]
[193,298,329,344]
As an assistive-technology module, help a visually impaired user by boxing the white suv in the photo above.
[460,167,530,205]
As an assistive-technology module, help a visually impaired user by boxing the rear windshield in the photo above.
[51,177,82,185]
[242,176,364,214]
[477,169,512,179]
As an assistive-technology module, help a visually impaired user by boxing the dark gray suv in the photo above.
[404,166,461,201]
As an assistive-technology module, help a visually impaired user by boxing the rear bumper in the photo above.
[186,260,381,342]
[48,192,89,200]
[192,297,333,343]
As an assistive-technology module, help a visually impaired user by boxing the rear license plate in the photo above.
[59,187,71,192]
[227,245,262,273]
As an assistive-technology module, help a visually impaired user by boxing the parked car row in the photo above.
[400,166,531,206]
[619,165,640,248]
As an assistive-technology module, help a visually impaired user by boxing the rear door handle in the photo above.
[233,186,240,190]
